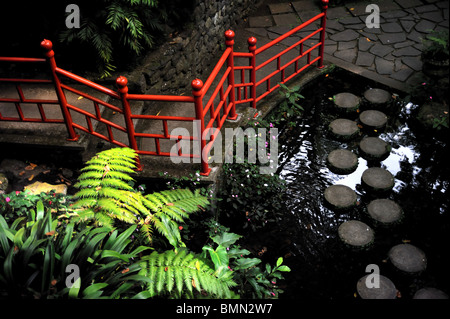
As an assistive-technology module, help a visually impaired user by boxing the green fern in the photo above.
[139,249,237,298]
[71,147,209,247]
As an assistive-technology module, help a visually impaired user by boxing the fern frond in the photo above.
[139,249,236,298]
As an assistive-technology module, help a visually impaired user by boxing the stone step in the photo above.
[413,288,449,299]
[388,243,427,274]
[327,148,358,174]
[359,109,388,133]
[338,220,374,248]
[359,136,391,161]
[366,198,403,225]
[332,92,361,116]
[361,167,395,193]
[356,274,397,299]
[328,118,360,140]
[362,88,392,110]
[324,184,357,210]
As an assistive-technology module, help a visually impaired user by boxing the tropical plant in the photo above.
[422,29,449,60]
[0,201,150,298]
[59,0,163,78]
[70,147,209,248]
[276,83,305,128]
[138,248,237,298]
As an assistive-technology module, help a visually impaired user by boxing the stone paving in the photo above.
[245,0,449,91]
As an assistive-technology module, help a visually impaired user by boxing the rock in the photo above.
[329,118,360,141]
[361,167,395,193]
[333,92,361,116]
[413,288,449,299]
[363,88,392,110]
[324,184,357,210]
[359,137,391,161]
[327,149,358,174]
[0,173,8,193]
[24,181,68,195]
[357,274,397,299]
[366,198,403,225]
[359,110,388,132]
[338,220,374,248]
[388,243,427,274]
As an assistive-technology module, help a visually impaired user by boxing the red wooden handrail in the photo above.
[0,1,329,176]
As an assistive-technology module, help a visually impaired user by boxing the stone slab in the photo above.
[378,32,407,44]
[248,16,273,28]
[272,13,300,26]
[359,137,391,161]
[327,148,358,174]
[338,220,374,247]
[367,198,403,224]
[363,88,392,107]
[329,29,360,41]
[388,244,427,273]
[359,109,388,129]
[356,51,375,66]
[334,48,358,63]
[268,3,293,15]
[324,184,357,209]
[361,167,394,192]
[329,118,360,140]
[370,44,394,57]
[413,288,449,299]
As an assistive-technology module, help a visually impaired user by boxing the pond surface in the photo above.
[272,69,449,299]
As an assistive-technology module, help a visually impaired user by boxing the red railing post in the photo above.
[191,79,211,176]
[248,37,257,109]
[40,39,79,141]
[318,0,329,69]
[116,76,142,171]
[225,30,238,120]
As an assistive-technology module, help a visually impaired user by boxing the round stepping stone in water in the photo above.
[388,244,427,274]
[327,149,358,174]
[413,288,449,299]
[338,220,374,248]
[363,88,392,110]
[356,274,397,299]
[361,167,394,193]
[329,118,360,141]
[359,110,388,133]
[324,184,357,210]
[359,137,391,161]
[367,199,403,225]
[333,92,361,116]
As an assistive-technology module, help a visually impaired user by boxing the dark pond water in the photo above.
[269,69,450,300]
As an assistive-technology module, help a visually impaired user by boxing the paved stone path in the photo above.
[245,0,449,91]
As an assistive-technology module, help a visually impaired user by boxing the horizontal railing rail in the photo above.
[0,0,329,176]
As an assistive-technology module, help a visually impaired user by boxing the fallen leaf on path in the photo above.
[25,163,37,170]
[28,174,35,181]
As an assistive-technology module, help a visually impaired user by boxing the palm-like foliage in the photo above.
[71,147,209,247]
[59,0,162,78]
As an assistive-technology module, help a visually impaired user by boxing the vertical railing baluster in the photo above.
[225,30,237,120]
[318,0,329,68]
[248,37,257,109]
[192,79,211,176]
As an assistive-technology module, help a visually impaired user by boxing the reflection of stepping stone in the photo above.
[363,88,392,110]
[359,137,391,161]
[359,110,388,132]
[333,92,360,116]
[357,274,397,299]
[329,118,360,140]
[413,288,449,299]
[338,220,374,248]
[367,198,403,225]
[327,149,358,174]
[388,244,427,274]
[362,167,395,193]
[324,184,357,210]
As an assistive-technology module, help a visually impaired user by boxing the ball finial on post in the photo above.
[116,76,129,94]
[225,30,235,47]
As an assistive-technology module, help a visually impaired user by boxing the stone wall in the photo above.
[123,0,259,95]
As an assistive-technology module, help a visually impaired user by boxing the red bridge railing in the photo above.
[0,0,328,176]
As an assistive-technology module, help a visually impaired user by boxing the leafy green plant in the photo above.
[0,201,150,298]
[432,114,449,130]
[201,229,290,298]
[220,160,286,232]
[1,190,70,224]
[71,147,209,248]
[275,83,305,128]
[422,30,449,60]
[59,0,163,78]
[138,248,237,298]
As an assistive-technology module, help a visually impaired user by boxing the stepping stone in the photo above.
[324,184,357,210]
[363,88,392,110]
[248,16,273,28]
[356,274,397,299]
[361,167,395,193]
[329,118,360,140]
[359,137,391,161]
[332,92,361,115]
[367,199,403,225]
[388,244,427,274]
[338,220,374,248]
[413,288,449,299]
[359,110,388,132]
[268,3,293,15]
[327,149,358,174]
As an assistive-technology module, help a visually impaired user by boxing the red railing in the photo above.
[0,0,328,176]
